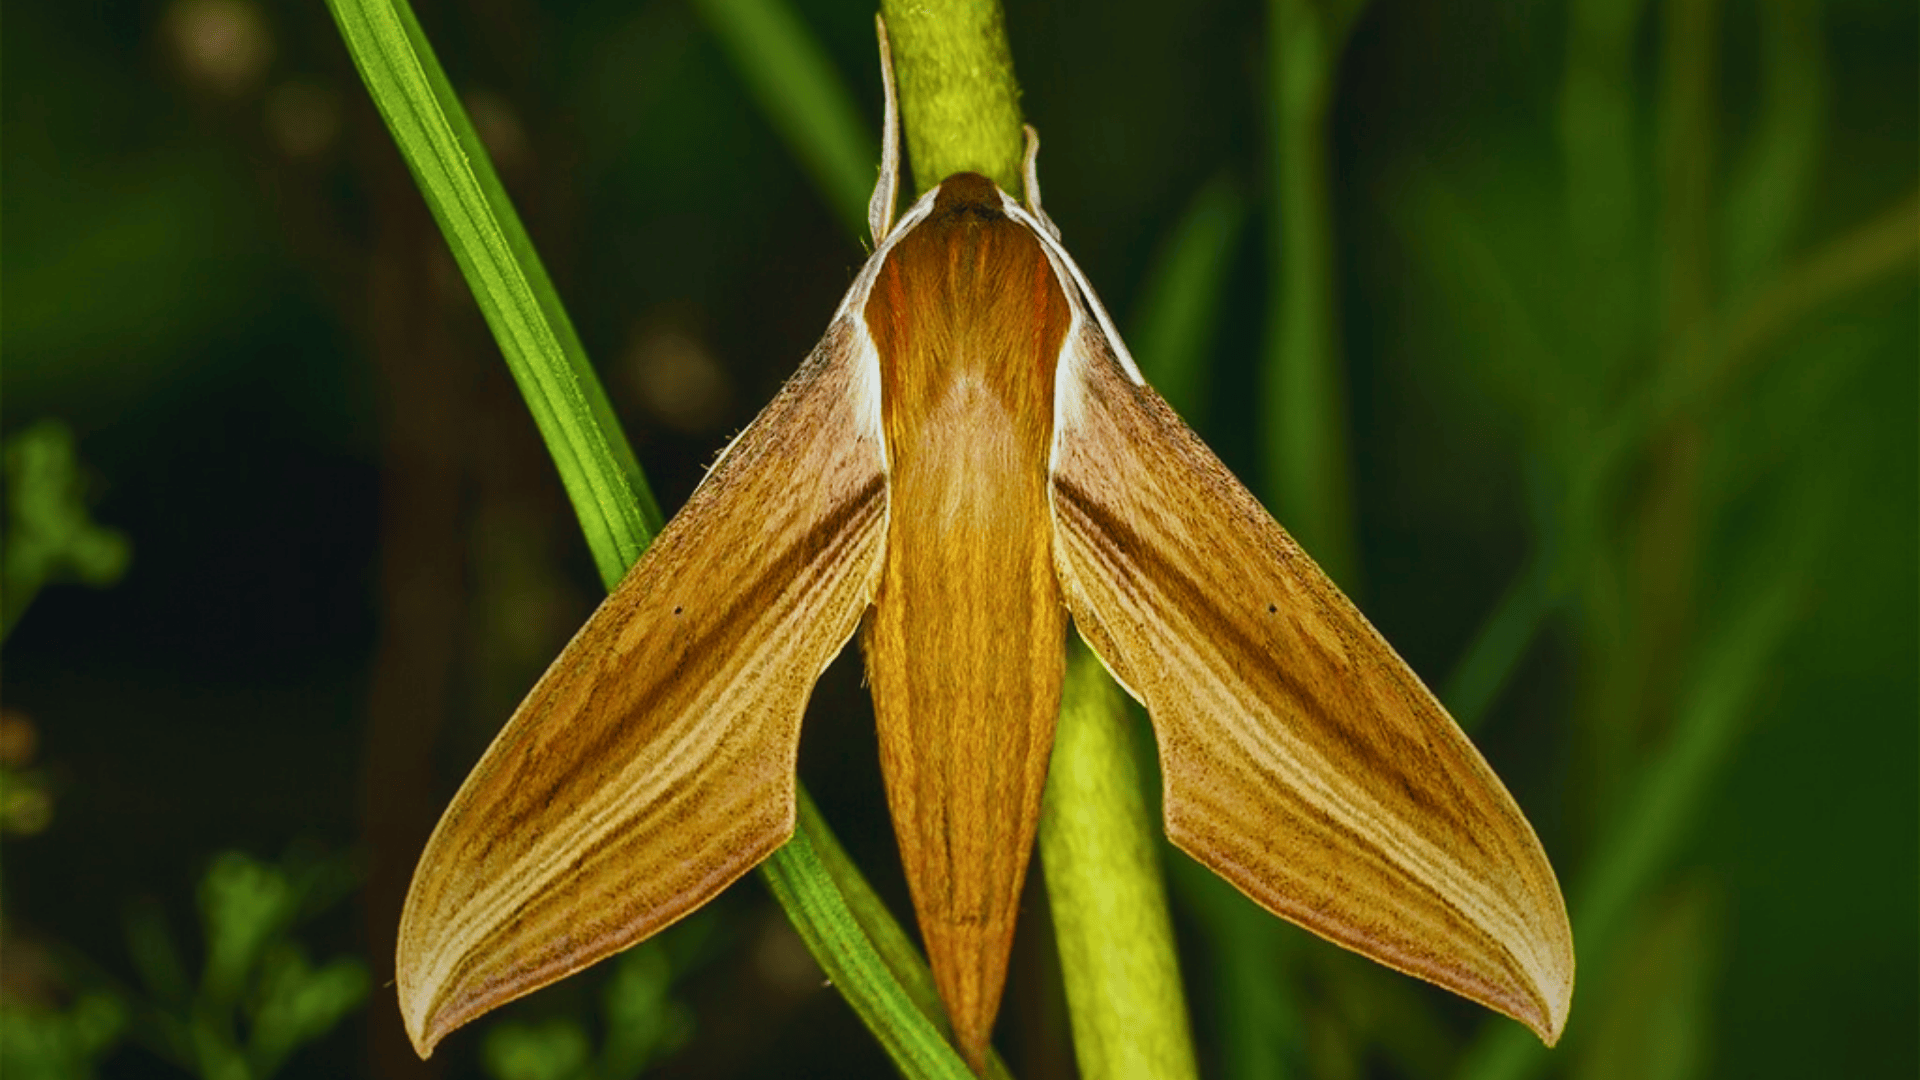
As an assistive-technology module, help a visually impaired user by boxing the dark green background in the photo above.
[3,0,1914,1077]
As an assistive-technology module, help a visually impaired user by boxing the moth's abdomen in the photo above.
[858,172,1073,1071]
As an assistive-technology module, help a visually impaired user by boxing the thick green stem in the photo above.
[1039,647,1199,1080]
[878,0,1026,196]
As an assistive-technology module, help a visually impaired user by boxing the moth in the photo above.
[396,20,1574,1073]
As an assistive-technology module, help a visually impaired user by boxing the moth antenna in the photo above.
[869,14,902,244]
[1021,124,1062,241]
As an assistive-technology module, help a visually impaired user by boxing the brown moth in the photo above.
[396,19,1574,1073]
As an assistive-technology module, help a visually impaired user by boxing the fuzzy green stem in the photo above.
[1040,647,1199,1080]
[877,0,1026,196]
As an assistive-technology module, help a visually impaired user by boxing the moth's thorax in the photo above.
[862,172,1072,484]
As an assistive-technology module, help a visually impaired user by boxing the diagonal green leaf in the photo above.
[325,0,659,585]
[324,3,987,1076]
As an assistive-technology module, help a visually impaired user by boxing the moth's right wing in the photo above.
[397,317,889,1056]
[1047,326,1575,1044]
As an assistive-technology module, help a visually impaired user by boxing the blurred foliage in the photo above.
[0,0,1912,1077]
[0,989,129,1080]
[1,422,132,640]
[479,944,693,1080]
[1,847,368,1079]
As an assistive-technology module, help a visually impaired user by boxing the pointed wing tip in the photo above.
[1510,935,1574,1048]
[953,1026,990,1078]
[396,971,448,1060]
[1541,965,1574,1048]
[1518,991,1568,1048]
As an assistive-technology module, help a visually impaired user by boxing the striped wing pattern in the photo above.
[1048,327,1575,1044]
[397,319,889,1055]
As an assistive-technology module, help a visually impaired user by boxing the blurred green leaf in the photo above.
[484,1019,594,1080]
[199,851,297,1010]
[125,899,195,1011]
[480,944,693,1080]
[1457,518,1817,1080]
[692,0,876,234]
[0,992,126,1080]
[1720,0,1826,298]
[1571,882,1719,1080]
[1,421,131,640]
[248,946,372,1078]
[598,947,693,1080]
[1129,174,1247,433]
[1262,0,1368,589]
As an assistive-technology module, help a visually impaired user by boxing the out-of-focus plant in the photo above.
[0,427,133,1078]
[480,942,695,1080]
[1,422,130,642]
[1,848,368,1080]
[101,848,368,1080]
[0,986,127,1080]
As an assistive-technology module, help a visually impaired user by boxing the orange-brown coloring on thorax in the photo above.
[860,173,1073,1071]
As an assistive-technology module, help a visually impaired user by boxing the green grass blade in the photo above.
[326,4,988,1074]
[1455,563,1807,1080]
[1261,0,1367,590]
[693,0,878,235]
[324,0,658,585]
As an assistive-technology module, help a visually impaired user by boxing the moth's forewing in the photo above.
[1046,324,1576,1044]
[396,318,890,1056]
[859,174,1073,1073]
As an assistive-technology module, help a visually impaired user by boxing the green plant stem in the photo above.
[1039,647,1199,1080]
[326,3,987,1075]
[877,0,1026,196]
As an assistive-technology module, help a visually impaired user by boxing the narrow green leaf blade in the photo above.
[324,0,659,583]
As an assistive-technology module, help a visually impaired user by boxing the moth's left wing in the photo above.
[1046,320,1575,1044]
[397,316,889,1055]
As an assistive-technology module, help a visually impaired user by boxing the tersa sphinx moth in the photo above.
[397,18,1574,1072]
